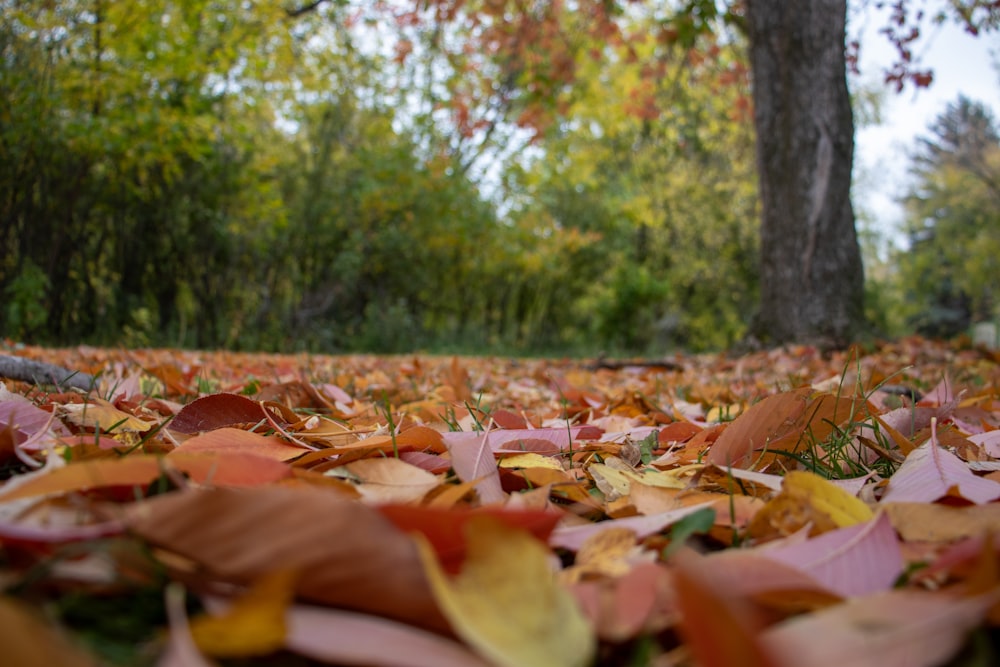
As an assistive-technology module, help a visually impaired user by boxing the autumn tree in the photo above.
[508,29,759,351]
[298,0,999,348]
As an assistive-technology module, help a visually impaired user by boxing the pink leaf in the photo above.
[880,441,1000,504]
[761,589,1000,667]
[694,550,841,602]
[0,401,69,445]
[876,405,938,439]
[399,451,452,474]
[969,431,1000,458]
[441,432,505,504]
[284,604,493,667]
[0,518,123,545]
[758,513,903,597]
[918,377,955,407]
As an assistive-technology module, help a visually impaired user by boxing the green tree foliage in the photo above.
[20,0,967,354]
[508,30,759,352]
[896,96,1000,338]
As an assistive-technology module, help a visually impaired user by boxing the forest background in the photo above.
[2,1,998,355]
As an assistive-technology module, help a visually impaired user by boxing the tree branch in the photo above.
[0,355,95,391]
[285,0,330,19]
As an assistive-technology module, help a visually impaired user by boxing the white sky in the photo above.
[852,14,1000,247]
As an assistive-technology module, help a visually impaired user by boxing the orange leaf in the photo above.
[171,427,307,461]
[0,452,293,500]
[672,549,779,667]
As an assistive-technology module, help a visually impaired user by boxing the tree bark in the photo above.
[746,0,865,347]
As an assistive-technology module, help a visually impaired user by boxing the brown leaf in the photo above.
[0,596,97,667]
[884,502,1000,542]
[705,388,812,469]
[123,485,448,631]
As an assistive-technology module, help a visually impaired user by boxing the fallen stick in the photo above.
[0,354,94,391]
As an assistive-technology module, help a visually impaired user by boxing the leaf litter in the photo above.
[0,338,999,665]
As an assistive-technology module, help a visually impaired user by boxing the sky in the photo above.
[852,11,1000,248]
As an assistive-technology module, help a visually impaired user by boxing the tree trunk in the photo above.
[746,0,865,347]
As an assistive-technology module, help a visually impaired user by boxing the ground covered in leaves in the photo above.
[1,338,999,667]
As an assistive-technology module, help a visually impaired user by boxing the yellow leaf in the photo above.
[498,453,564,471]
[783,471,873,528]
[61,398,151,433]
[417,517,595,667]
[749,471,873,540]
[588,463,633,497]
[189,569,297,658]
[623,464,702,489]
[561,527,642,583]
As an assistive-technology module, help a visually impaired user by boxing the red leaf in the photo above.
[376,504,561,574]
[170,394,269,434]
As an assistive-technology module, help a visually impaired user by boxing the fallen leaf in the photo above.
[442,431,505,504]
[498,452,565,471]
[883,502,1000,542]
[123,485,448,631]
[417,516,595,667]
[170,393,269,434]
[549,503,716,551]
[672,549,779,667]
[705,388,813,469]
[761,589,1000,667]
[284,605,493,667]
[562,526,646,582]
[749,471,874,540]
[0,400,70,445]
[377,504,561,574]
[570,562,677,641]
[758,512,903,597]
[344,457,441,504]
[170,427,307,461]
[189,569,297,658]
[693,549,842,614]
[61,398,152,433]
[880,441,1000,504]
[0,596,97,667]
[0,452,293,501]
